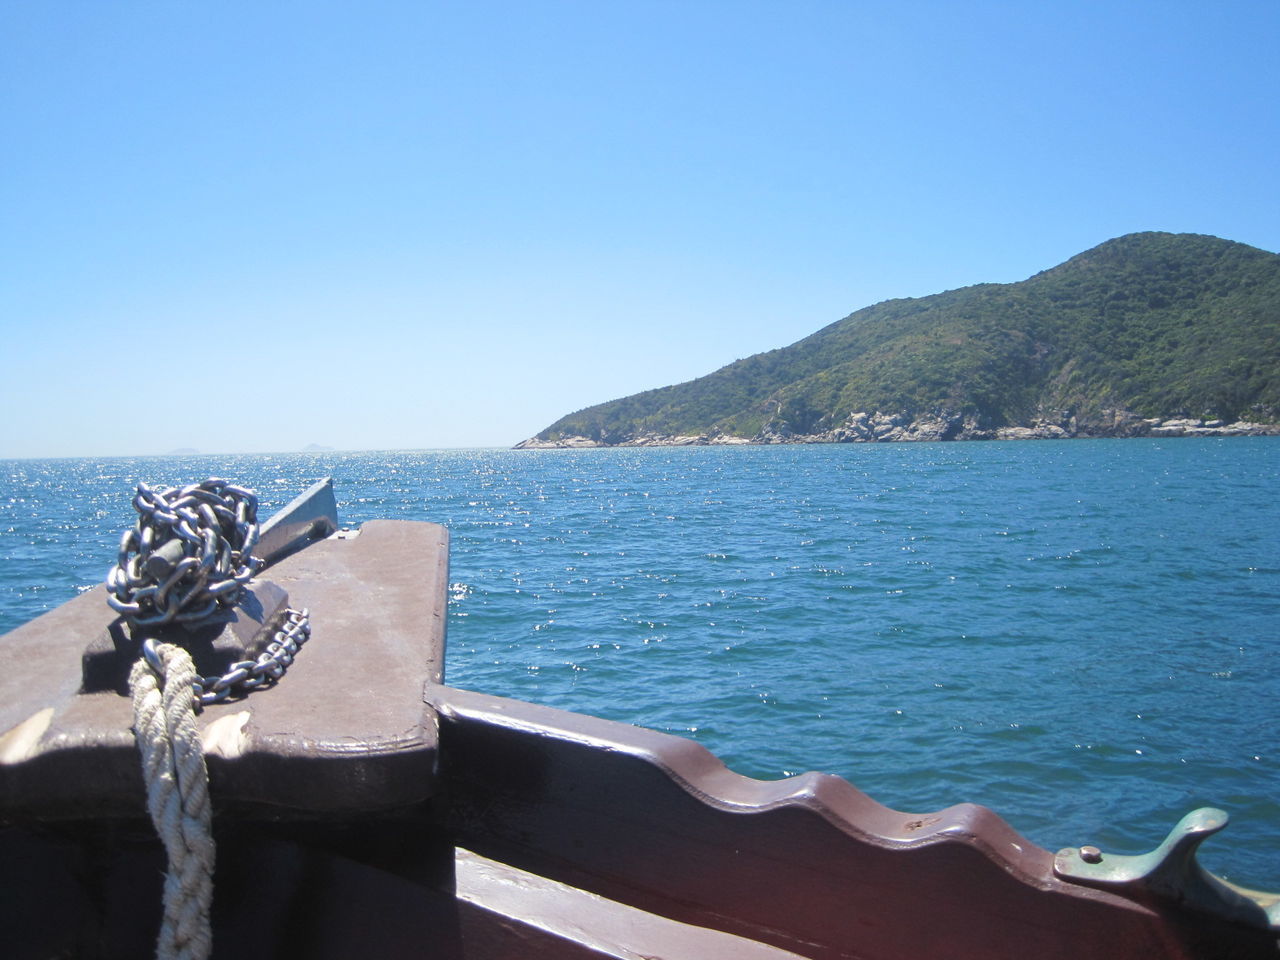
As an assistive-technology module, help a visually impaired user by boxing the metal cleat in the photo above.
[1055,807,1280,929]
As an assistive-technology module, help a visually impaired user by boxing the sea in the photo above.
[2,439,1278,888]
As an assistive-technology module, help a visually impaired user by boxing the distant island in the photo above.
[518,232,1280,447]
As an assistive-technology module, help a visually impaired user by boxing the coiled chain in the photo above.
[108,478,310,706]
[107,479,262,626]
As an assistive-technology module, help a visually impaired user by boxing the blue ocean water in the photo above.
[2,439,1278,887]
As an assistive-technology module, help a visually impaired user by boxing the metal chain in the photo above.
[143,608,311,707]
[109,478,311,707]
[107,479,262,626]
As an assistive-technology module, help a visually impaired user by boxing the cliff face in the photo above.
[520,232,1280,447]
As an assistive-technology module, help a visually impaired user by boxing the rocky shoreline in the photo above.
[515,410,1280,449]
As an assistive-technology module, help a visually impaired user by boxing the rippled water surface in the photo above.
[2,439,1278,885]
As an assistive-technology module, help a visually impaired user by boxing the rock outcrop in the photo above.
[515,410,1280,448]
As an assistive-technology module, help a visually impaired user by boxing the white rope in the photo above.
[130,643,215,960]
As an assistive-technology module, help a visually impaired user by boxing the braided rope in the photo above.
[112,477,314,959]
[130,642,215,960]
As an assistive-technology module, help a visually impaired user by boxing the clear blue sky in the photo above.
[2,1,1276,457]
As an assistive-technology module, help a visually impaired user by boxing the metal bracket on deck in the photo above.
[1055,808,1280,930]
[255,478,340,567]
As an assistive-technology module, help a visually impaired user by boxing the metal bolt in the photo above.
[1079,845,1103,864]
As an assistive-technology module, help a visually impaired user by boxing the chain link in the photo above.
[110,478,311,707]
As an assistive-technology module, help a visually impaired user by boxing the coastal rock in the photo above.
[1082,408,1155,437]
[625,434,710,447]
[1151,418,1201,436]
[1147,418,1280,438]
[513,435,601,449]
[994,423,1069,440]
[514,412,1280,448]
[1223,420,1280,435]
[828,410,989,443]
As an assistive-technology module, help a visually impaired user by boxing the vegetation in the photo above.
[533,232,1280,442]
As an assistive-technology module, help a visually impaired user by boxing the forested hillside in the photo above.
[522,232,1280,445]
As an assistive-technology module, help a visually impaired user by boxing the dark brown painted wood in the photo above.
[0,519,449,818]
[428,683,1280,960]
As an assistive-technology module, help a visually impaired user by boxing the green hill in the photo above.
[521,232,1280,446]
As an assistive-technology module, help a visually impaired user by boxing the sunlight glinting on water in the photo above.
[1,439,1278,886]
